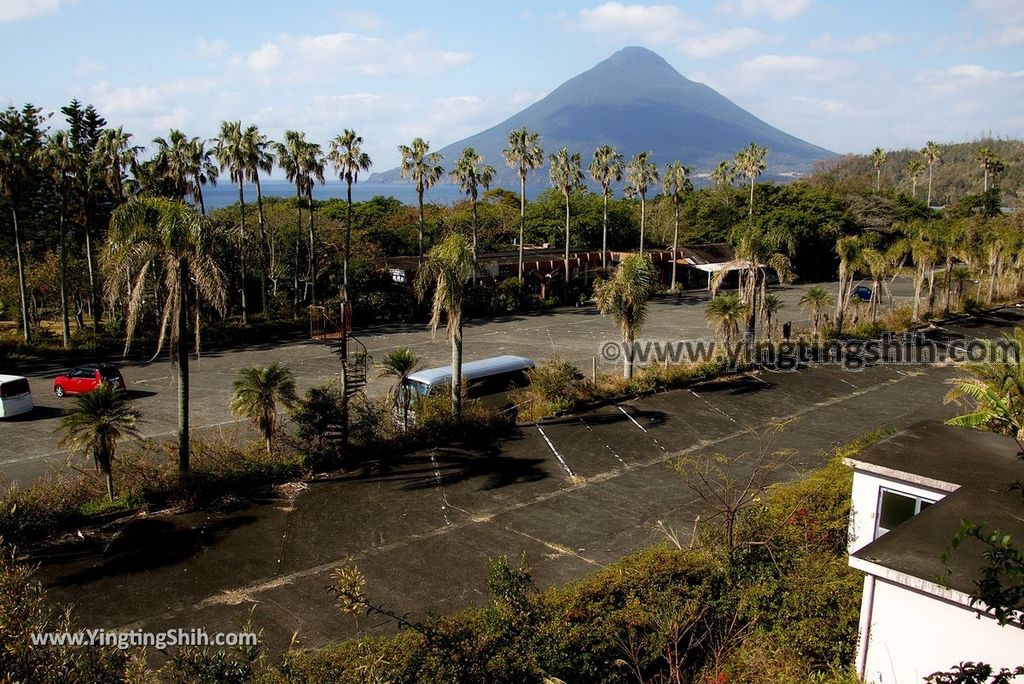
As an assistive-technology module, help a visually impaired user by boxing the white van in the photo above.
[0,374,33,418]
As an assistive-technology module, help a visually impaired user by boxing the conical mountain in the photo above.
[371,46,833,186]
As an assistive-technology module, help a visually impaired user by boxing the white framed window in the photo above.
[875,487,934,538]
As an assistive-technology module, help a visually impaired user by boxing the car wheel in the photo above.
[54,385,65,397]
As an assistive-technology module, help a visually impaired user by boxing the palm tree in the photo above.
[834,235,863,333]
[922,141,941,207]
[762,293,783,340]
[733,143,768,217]
[710,160,733,189]
[398,138,444,268]
[871,147,887,193]
[0,104,46,344]
[711,225,792,343]
[859,246,892,325]
[503,128,544,280]
[152,130,218,213]
[105,197,226,473]
[799,286,833,337]
[449,147,494,265]
[37,130,77,348]
[706,294,749,348]
[378,347,422,430]
[242,124,274,313]
[302,142,325,306]
[595,252,659,379]
[274,130,310,313]
[906,159,925,200]
[589,145,623,270]
[949,265,972,311]
[662,161,693,290]
[549,147,584,284]
[416,233,475,416]
[944,328,1024,453]
[976,146,1002,192]
[93,126,139,203]
[328,129,372,295]
[229,363,298,455]
[625,151,659,253]
[59,384,141,502]
[212,120,252,323]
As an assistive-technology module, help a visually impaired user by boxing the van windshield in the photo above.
[0,378,30,398]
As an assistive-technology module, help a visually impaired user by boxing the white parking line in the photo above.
[689,389,738,424]
[536,425,576,479]
[429,453,452,526]
[617,405,667,452]
[579,417,626,466]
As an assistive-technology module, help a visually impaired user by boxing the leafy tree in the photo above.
[58,383,141,502]
[588,145,623,270]
[229,363,299,455]
[105,197,226,473]
[398,137,444,268]
[734,142,768,217]
[595,252,659,379]
[377,347,422,430]
[625,151,659,252]
[449,147,493,265]
[548,147,584,284]
[762,293,783,340]
[503,127,544,279]
[662,161,693,290]
[922,140,942,207]
[706,293,749,348]
[328,128,372,295]
[416,233,475,416]
[833,235,864,332]
[906,158,926,199]
[799,286,833,337]
[0,104,46,343]
[714,223,792,342]
[871,147,887,193]
[976,146,1003,192]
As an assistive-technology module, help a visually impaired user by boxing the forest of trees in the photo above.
[0,99,1019,355]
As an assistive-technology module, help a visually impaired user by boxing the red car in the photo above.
[53,364,127,397]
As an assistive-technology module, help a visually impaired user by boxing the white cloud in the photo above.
[194,37,229,60]
[242,31,471,81]
[735,54,855,83]
[810,31,896,53]
[678,27,774,58]
[0,0,67,23]
[563,3,699,44]
[717,0,810,20]
[967,0,1024,45]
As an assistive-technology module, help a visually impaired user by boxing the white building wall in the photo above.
[848,470,949,554]
[862,578,1024,684]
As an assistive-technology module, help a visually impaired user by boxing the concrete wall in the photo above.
[848,469,948,553]
[861,577,1024,683]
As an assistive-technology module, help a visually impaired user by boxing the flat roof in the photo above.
[406,355,535,386]
[848,421,1024,600]
[0,374,27,383]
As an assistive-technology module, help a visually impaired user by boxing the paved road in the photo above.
[33,307,1018,655]
[1,279,917,485]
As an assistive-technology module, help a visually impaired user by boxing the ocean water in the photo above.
[200,179,543,210]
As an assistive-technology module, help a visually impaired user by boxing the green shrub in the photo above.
[511,358,592,421]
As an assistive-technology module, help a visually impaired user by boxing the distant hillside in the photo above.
[813,138,1024,206]
[369,46,834,187]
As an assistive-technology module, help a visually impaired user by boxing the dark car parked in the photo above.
[53,364,127,397]
[852,285,873,301]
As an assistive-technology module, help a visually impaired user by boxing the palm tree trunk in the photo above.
[518,172,526,280]
[308,187,316,306]
[344,179,353,295]
[255,176,269,314]
[601,190,609,270]
[564,190,570,285]
[912,177,918,199]
[749,178,755,217]
[623,335,634,380]
[912,266,924,322]
[58,209,70,348]
[988,253,998,304]
[452,321,463,417]
[927,266,937,316]
[671,200,679,291]
[238,180,247,324]
[294,188,302,315]
[105,469,115,503]
[942,256,953,315]
[471,195,479,286]
[871,278,880,325]
[639,193,646,253]
[417,186,425,269]
[84,227,100,332]
[927,165,933,207]
[11,207,30,344]
[177,261,191,474]
[195,179,206,216]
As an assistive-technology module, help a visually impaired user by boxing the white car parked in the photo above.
[0,374,33,418]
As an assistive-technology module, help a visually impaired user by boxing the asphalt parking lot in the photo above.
[33,304,1022,654]
[1,279,918,485]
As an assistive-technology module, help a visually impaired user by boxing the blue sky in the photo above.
[1,0,1022,175]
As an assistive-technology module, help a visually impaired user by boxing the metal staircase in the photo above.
[310,302,370,450]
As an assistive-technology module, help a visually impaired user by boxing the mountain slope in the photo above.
[370,46,834,186]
